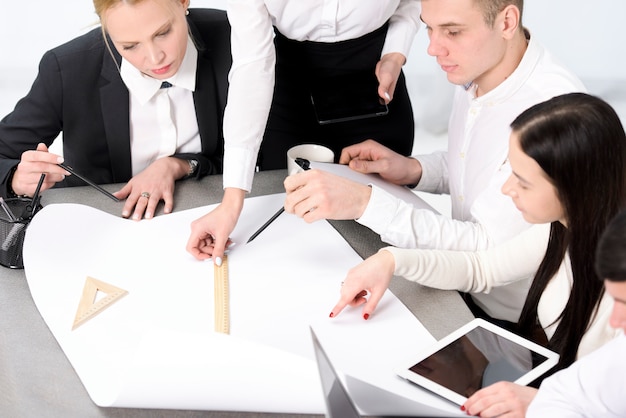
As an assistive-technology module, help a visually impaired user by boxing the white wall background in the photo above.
[1,0,625,126]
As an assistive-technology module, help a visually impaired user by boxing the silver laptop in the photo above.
[310,327,461,418]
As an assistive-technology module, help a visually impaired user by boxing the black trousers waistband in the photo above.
[273,22,389,77]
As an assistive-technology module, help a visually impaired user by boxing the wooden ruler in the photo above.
[214,255,230,334]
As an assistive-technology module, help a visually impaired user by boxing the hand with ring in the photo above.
[113,157,188,220]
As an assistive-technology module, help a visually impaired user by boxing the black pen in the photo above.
[28,173,46,218]
[58,163,121,202]
[246,158,310,244]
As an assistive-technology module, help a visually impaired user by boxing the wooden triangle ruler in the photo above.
[214,255,230,334]
[72,276,128,330]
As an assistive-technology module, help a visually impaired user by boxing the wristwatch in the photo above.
[186,159,199,178]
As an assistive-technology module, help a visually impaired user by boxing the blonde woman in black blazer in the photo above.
[0,0,230,220]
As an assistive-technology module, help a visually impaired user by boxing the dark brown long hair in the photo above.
[596,210,626,283]
[514,93,626,373]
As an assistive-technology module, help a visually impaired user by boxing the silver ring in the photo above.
[140,192,150,199]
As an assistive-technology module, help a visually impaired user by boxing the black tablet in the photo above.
[396,318,559,406]
[310,70,389,125]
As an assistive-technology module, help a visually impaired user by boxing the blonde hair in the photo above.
[93,0,182,30]
[92,0,188,72]
[473,0,523,27]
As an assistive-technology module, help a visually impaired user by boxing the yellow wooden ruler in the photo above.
[72,276,128,330]
[214,255,230,334]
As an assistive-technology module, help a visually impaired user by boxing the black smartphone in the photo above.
[310,70,389,125]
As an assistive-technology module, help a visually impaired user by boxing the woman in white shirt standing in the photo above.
[527,209,626,418]
[330,92,626,417]
[186,1,421,267]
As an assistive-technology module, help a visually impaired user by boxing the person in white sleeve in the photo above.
[527,209,626,418]
[330,93,626,417]
[186,1,421,268]
[284,0,586,326]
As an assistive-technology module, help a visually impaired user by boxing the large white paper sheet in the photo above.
[23,194,461,415]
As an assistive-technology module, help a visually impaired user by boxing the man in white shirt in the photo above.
[527,209,626,417]
[284,0,585,323]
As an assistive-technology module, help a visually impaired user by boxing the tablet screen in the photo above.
[397,319,559,405]
[310,71,389,125]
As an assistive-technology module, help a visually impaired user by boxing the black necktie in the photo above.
[160,81,173,89]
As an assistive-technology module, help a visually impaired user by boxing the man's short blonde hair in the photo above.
[474,0,524,27]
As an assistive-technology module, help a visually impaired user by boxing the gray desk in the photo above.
[0,170,473,418]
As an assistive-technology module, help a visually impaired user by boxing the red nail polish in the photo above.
[329,312,334,318]
[363,313,370,320]
[460,405,465,411]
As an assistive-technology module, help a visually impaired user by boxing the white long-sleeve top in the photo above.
[358,35,586,321]
[222,0,421,192]
[385,223,619,359]
[527,332,626,418]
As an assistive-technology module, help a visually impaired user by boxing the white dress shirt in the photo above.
[385,223,619,359]
[222,0,421,192]
[527,332,626,418]
[120,36,202,176]
[358,35,586,321]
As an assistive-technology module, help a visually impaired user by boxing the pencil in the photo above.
[246,158,311,244]
[246,207,284,243]
[58,163,121,202]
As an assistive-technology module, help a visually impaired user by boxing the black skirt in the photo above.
[257,22,415,170]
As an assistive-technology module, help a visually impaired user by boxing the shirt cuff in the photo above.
[356,185,398,232]
[380,246,412,278]
[412,154,443,192]
[222,147,256,192]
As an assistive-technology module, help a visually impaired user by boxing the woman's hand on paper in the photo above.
[329,250,395,320]
[462,381,538,418]
[116,157,185,220]
[186,187,243,266]
[339,139,422,186]
[284,169,371,222]
[12,143,66,196]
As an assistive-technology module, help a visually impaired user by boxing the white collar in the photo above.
[467,31,540,103]
[120,35,198,105]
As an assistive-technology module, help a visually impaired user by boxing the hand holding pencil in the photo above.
[8,143,68,197]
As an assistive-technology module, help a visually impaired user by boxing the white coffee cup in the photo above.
[287,144,335,175]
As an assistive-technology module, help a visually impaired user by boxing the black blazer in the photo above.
[0,8,231,198]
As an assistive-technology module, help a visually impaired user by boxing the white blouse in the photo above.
[121,36,202,176]
[385,223,619,359]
